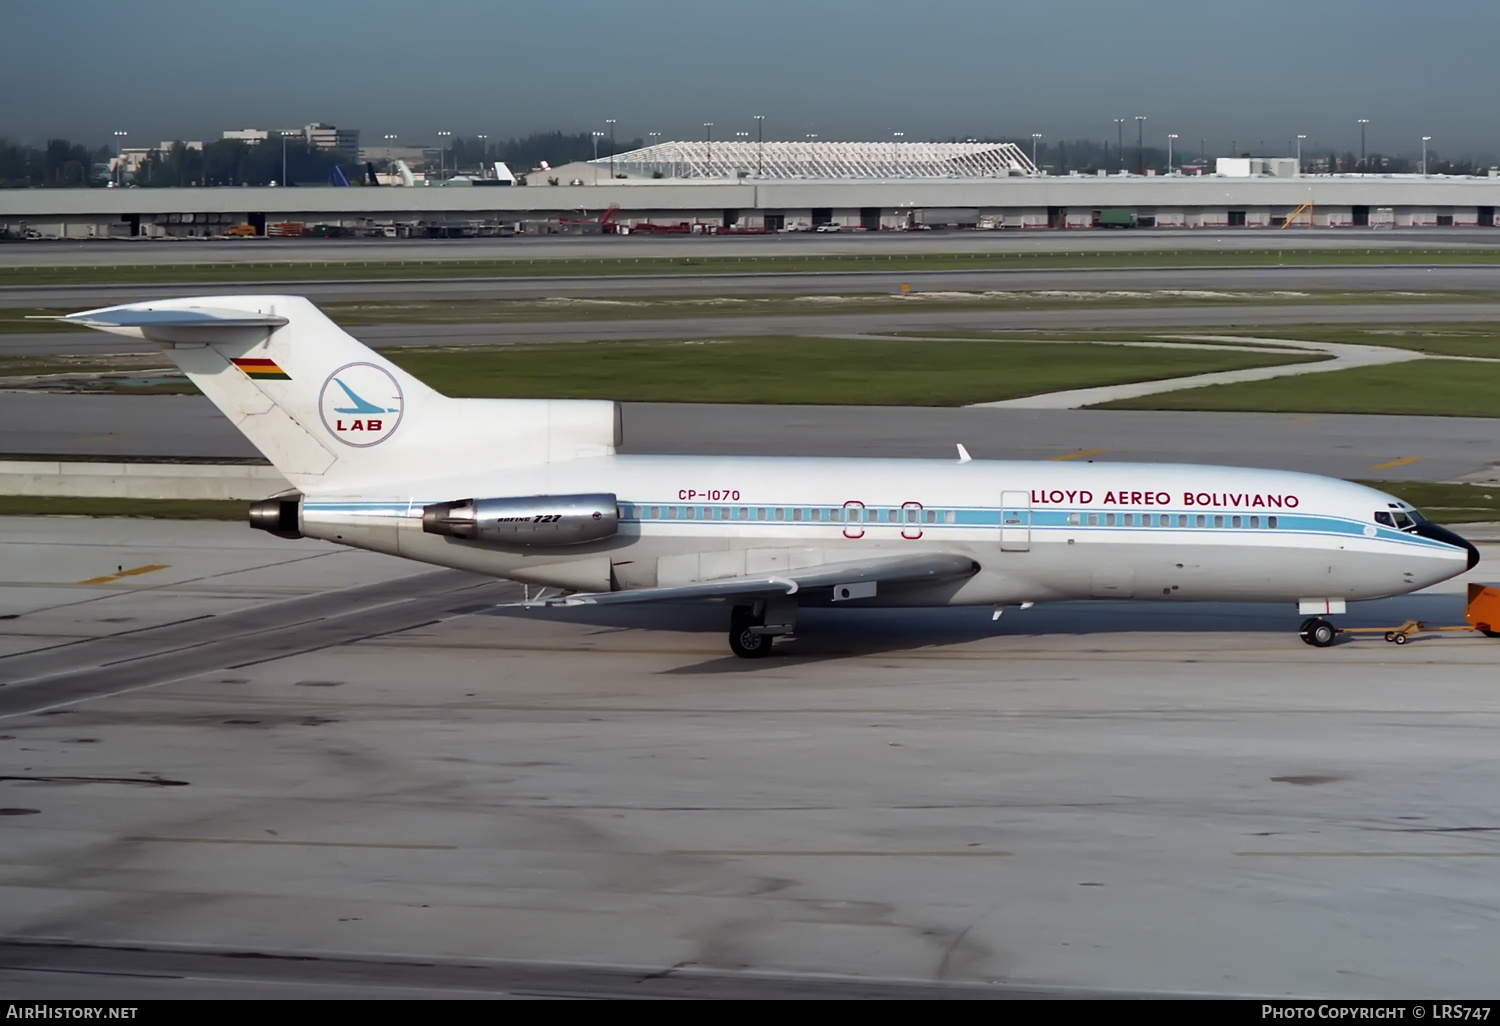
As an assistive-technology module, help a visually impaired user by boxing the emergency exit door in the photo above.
[1001,490,1030,551]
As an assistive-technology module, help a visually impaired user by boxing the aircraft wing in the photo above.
[525,552,979,608]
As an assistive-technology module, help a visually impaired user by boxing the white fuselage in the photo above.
[298,455,1473,607]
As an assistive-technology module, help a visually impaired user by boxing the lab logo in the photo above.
[318,362,404,447]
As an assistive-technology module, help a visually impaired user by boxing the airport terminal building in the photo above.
[4,141,1500,239]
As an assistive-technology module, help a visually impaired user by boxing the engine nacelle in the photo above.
[248,493,303,539]
[422,493,618,547]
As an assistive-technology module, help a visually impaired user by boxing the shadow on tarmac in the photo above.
[477,592,1471,668]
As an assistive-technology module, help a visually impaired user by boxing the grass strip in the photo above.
[8,247,1500,287]
[1353,481,1500,524]
[1098,358,1500,417]
[0,496,247,520]
[382,336,1320,406]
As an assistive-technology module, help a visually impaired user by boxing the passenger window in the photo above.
[1105,513,1116,526]
[792,508,802,522]
[1374,511,1394,527]
[1231,515,1242,528]
[649,506,659,519]
[738,507,747,520]
[1196,514,1206,528]
[775,508,785,521]
[719,507,728,520]
[1213,515,1224,528]
[925,509,936,524]
[686,507,696,520]
[906,508,919,524]
[1268,515,1278,529]
[945,510,956,524]
[1123,513,1134,526]
[668,507,679,520]
[832,508,844,522]
[1068,512,1081,526]
[757,508,767,520]
[1177,514,1187,527]
[1250,515,1260,528]
[810,508,821,522]
[1087,513,1099,526]
[887,509,898,523]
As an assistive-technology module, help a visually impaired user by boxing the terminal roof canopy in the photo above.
[595,140,1040,180]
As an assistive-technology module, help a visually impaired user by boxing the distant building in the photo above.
[222,128,270,144]
[299,123,358,161]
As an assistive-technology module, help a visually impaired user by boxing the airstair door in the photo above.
[1001,490,1031,551]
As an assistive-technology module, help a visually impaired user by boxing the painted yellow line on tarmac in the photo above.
[1048,448,1106,461]
[1370,456,1423,471]
[77,563,170,585]
[1235,851,1500,858]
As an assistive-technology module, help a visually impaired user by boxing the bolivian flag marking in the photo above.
[232,357,291,380]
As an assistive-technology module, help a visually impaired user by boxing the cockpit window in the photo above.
[1374,511,1395,527]
[1392,510,1414,530]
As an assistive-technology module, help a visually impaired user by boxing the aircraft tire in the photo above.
[1393,633,1408,645]
[729,606,772,659]
[1304,618,1337,648]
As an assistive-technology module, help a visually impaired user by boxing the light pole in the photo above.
[280,129,297,186]
[703,123,713,174]
[436,130,451,179]
[1167,133,1178,174]
[1422,135,1431,176]
[591,131,604,183]
[892,131,903,174]
[112,130,127,184]
[1296,134,1306,174]
[1135,115,1147,174]
[754,115,765,175]
[1114,118,1125,172]
[476,134,487,175]
[1357,119,1369,170]
[605,119,616,180]
[1031,133,1042,170]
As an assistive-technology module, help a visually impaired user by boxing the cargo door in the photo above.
[1000,490,1030,552]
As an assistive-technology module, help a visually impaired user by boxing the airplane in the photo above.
[63,295,1483,658]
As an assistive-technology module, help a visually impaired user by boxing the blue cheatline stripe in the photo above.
[301,500,1459,553]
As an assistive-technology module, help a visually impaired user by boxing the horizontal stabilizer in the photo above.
[516,552,979,608]
[65,307,289,330]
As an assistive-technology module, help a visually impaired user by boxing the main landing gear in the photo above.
[729,597,798,659]
[1298,617,1337,648]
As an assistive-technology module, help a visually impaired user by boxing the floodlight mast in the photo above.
[754,115,765,175]
[1135,116,1147,174]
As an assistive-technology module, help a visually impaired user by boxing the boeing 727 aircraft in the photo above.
[65,296,1482,657]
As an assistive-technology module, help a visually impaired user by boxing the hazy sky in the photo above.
[3,1,1494,158]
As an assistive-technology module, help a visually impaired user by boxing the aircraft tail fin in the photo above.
[65,296,619,495]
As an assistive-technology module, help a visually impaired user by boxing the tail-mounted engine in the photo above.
[422,494,618,547]
[248,492,304,539]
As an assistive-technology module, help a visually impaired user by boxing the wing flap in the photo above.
[531,552,979,608]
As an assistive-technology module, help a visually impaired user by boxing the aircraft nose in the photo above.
[1414,521,1481,570]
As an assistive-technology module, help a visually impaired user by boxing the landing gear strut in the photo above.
[1298,617,1337,648]
[729,605,773,659]
[728,596,798,659]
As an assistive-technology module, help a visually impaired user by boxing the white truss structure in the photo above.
[595,140,1039,180]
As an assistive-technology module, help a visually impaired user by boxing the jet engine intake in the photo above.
[422,494,618,547]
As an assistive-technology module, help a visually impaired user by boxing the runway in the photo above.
[2,395,1497,482]
[2,516,1498,997]
[6,262,1500,311]
[5,227,1500,269]
[9,300,1500,361]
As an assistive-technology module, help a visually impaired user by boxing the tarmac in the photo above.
[4,226,1500,269]
[1,395,1496,484]
[1,516,1499,997]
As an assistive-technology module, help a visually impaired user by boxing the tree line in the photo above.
[0,139,111,187]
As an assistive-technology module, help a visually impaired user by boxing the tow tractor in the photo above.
[1299,583,1500,647]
